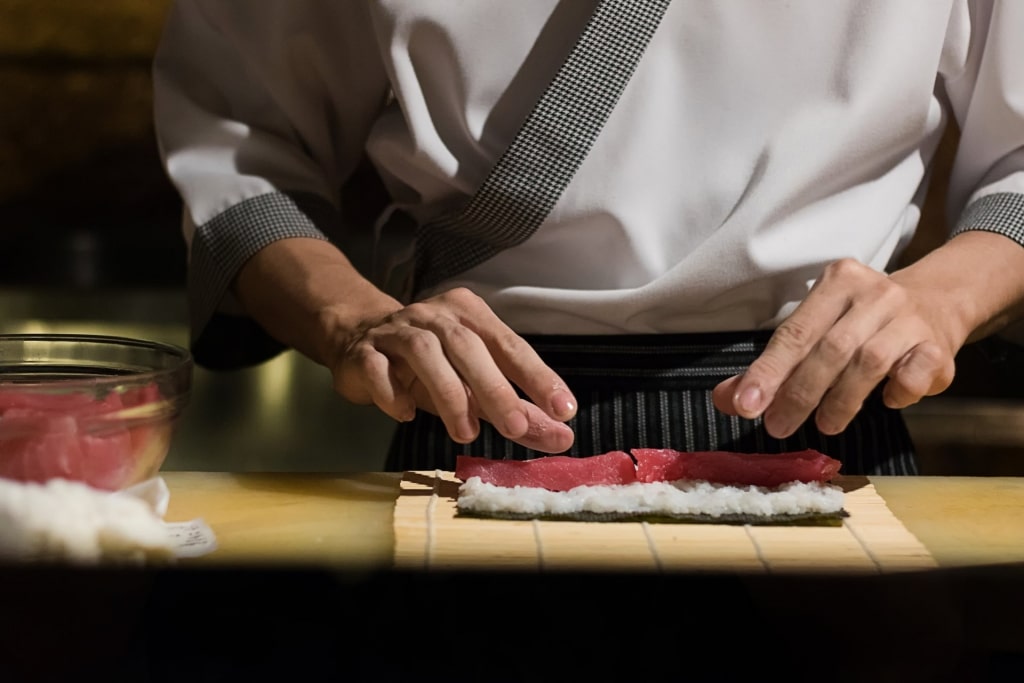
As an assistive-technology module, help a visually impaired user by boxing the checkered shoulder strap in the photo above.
[412,0,672,296]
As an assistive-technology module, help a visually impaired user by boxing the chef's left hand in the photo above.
[712,258,960,437]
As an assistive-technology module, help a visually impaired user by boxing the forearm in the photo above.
[233,237,404,367]
[890,229,1024,347]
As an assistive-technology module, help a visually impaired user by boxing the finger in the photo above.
[735,318,837,420]
[502,400,576,453]
[382,358,419,422]
[883,341,954,409]
[451,291,577,421]
[384,327,480,444]
[494,337,578,421]
[764,293,901,437]
[430,321,531,440]
[733,287,851,419]
[813,321,918,434]
[735,260,886,420]
[462,391,574,452]
[414,382,576,454]
[336,343,417,422]
[712,375,744,415]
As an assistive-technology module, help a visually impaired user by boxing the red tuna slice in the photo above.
[117,382,172,488]
[78,426,136,491]
[121,382,164,474]
[0,388,141,490]
[120,382,162,409]
[632,448,842,488]
[0,410,85,483]
[455,451,638,491]
[0,389,98,413]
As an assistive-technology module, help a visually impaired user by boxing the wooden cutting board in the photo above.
[393,471,939,573]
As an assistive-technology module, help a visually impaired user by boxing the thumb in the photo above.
[712,374,744,415]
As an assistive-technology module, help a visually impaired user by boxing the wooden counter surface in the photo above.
[162,471,400,568]
[161,472,1024,571]
[6,473,1024,681]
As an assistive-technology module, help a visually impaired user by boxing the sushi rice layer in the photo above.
[457,477,845,520]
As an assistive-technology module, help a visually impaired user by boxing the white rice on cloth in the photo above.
[457,477,844,520]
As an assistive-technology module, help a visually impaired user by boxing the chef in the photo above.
[152,0,1024,474]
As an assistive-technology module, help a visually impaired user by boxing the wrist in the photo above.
[892,229,1024,347]
[234,237,403,366]
[313,289,403,367]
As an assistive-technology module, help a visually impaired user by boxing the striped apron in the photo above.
[385,330,918,475]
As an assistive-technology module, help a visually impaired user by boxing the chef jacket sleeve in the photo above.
[945,0,1024,246]
[151,0,390,369]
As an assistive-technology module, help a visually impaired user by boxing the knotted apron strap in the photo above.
[411,0,673,296]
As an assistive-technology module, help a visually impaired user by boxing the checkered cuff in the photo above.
[188,191,335,369]
[951,192,1024,247]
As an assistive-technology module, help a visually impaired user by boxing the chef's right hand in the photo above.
[327,287,577,453]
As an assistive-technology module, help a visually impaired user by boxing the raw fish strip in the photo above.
[454,451,637,492]
[632,448,841,488]
[0,382,164,491]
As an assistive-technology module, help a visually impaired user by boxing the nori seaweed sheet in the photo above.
[455,508,849,526]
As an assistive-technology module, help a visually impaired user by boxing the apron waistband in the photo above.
[522,331,774,390]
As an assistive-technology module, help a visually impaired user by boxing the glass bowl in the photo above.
[0,333,192,491]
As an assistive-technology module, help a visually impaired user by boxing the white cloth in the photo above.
[152,0,1024,337]
[0,477,174,564]
[0,476,218,564]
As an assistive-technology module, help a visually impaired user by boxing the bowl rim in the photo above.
[0,332,193,391]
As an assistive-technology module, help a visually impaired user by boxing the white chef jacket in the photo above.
[152,0,1024,367]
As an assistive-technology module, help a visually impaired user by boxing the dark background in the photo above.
[0,0,184,288]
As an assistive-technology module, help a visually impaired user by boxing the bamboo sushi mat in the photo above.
[393,471,939,574]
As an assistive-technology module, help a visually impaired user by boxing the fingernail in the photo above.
[550,390,576,419]
[737,387,762,415]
